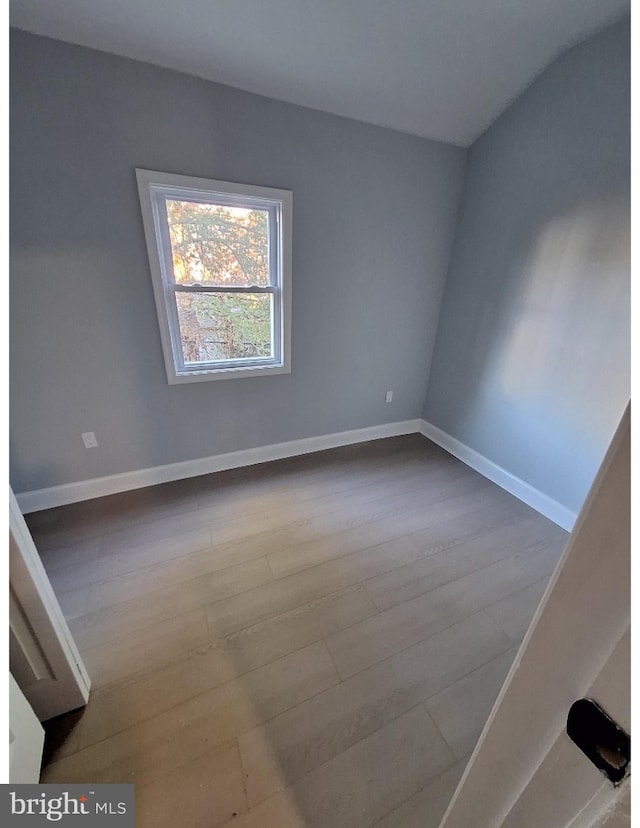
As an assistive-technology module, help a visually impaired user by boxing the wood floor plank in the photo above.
[57,446,431,553]
[134,739,247,828]
[326,539,564,680]
[54,588,90,619]
[34,434,566,828]
[206,457,472,560]
[278,705,455,828]
[218,790,307,828]
[97,506,217,556]
[49,526,212,595]
[27,513,119,551]
[42,642,339,785]
[238,611,511,807]
[425,648,517,760]
[211,584,376,676]
[78,539,272,617]
[485,576,552,643]
[69,557,274,650]
[195,441,434,516]
[28,478,203,548]
[282,455,459,516]
[49,587,374,759]
[69,473,520,624]
[49,642,257,757]
[196,438,444,506]
[207,535,427,638]
[373,759,469,828]
[206,497,532,638]
[267,481,507,579]
[79,608,210,687]
[37,535,102,574]
[204,457,452,540]
[222,758,470,828]
[364,514,563,611]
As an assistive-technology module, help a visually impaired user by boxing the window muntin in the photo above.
[136,170,291,383]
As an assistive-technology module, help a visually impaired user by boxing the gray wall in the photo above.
[424,19,630,514]
[10,29,466,493]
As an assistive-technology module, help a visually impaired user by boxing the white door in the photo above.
[9,487,91,721]
[9,671,45,783]
[439,404,630,827]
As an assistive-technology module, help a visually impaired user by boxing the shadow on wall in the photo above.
[423,19,631,515]
[443,191,629,513]
[496,196,629,429]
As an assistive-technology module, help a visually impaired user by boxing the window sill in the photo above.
[167,363,291,384]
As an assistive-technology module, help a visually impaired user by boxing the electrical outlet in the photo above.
[81,432,98,449]
[385,390,394,403]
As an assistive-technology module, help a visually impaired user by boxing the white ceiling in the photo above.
[9,0,629,147]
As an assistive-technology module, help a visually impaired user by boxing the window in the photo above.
[136,169,292,383]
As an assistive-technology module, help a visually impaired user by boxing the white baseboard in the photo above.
[419,420,577,531]
[16,419,423,513]
[15,417,577,531]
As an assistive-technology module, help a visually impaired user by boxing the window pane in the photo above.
[165,199,270,287]
[175,292,273,364]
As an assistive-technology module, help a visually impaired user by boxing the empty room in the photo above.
[8,2,630,827]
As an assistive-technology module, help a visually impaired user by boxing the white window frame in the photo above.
[136,168,292,383]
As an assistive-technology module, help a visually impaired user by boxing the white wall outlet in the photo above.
[385,390,394,403]
[81,432,98,449]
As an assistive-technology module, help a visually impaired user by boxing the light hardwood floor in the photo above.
[27,435,568,828]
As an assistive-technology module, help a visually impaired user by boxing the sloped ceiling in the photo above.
[9,0,629,146]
